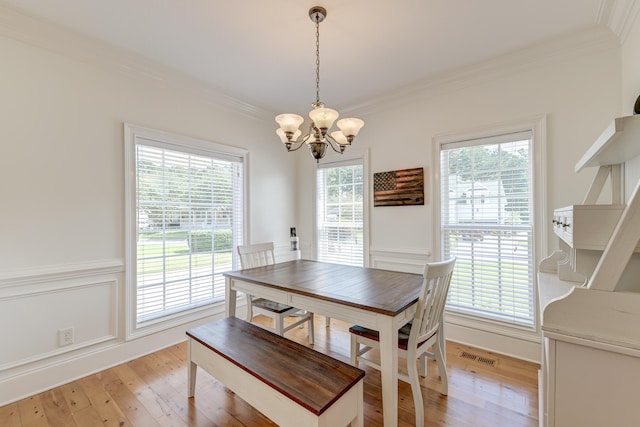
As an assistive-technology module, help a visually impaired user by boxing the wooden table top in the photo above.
[223,259,424,316]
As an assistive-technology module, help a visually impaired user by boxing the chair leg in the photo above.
[275,314,284,336]
[246,295,254,321]
[407,352,425,427]
[419,353,427,377]
[307,313,315,345]
[438,323,447,366]
[434,338,449,395]
[350,335,358,366]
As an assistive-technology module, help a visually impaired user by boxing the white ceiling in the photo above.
[1,0,615,114]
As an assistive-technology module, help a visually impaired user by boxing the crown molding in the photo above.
[1,4,627,122]
[0,5,273,121]
[343,26,621,117]
[598,0,640,43]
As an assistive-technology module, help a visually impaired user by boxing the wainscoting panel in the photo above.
[369,247,431,274]
[274,242,302,262]
[0,262,120,373]
[0,259,237,406]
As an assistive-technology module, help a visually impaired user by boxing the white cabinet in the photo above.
[538,115,640,427]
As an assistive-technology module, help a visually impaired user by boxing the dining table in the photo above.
[223,259,425,427]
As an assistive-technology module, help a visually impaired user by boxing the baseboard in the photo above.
[445,313,541,363]
[0,302,248,406]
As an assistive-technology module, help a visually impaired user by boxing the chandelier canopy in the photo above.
[275,6,364,162]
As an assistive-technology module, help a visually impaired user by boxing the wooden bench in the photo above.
[187,317,365,427]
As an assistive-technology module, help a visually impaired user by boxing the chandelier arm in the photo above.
[285,140,307,152]
[325,134,346,154]
[305,122,316,139]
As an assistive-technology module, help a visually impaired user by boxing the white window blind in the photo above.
[316,161,364,266]
[440,131,535,326]
[133,137,244,325]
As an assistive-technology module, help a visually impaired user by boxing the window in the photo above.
[439,129,537,327]
[316,159,365,266]
[125,124,246,336]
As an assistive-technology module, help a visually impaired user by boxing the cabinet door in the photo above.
[554,340,640,427]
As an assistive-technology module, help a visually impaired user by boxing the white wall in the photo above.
[621,6,640,116]
[297,28,623,361]
[0,9,295,404]
[621,6,640,190]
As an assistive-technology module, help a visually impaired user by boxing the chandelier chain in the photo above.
[315,18,320,104]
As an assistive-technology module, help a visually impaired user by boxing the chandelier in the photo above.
[275,6,365,162]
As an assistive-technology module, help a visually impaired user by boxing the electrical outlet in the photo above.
[58,327,74,347]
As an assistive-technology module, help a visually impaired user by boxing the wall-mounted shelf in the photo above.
[575,114,640,172]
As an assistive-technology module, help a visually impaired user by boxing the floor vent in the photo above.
[458,351,497,367]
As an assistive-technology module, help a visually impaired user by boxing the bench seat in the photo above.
[187,317,365,427]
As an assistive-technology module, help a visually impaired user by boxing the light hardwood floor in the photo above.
[1,316,539,426]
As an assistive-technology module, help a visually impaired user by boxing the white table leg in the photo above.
[187,339,197,397]
[378,316,399,427]
[225,276,237,317]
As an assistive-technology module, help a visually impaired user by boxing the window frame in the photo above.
[314,149,370,267]
[124,123,248,339]
[433,116,547,335]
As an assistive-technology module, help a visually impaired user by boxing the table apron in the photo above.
[230,278,415,330]
[232,280,290,305]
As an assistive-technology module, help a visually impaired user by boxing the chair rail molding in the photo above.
[0,258,124,288]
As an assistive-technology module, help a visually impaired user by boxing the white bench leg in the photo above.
[352,381,364,427]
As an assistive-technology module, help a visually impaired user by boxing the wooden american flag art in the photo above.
[373,167,424,206]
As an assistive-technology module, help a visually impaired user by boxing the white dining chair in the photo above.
[237,242,314,344]
[349,257,456,427]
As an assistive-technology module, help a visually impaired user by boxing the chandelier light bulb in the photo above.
[277,128,301,144]
[337,118,365,140]
[309,107,339,131]
[330,131,349,146]
[275,114,304,135]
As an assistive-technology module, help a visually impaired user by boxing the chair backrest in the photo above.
[237,242,276,269]
[409,257,456,346]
